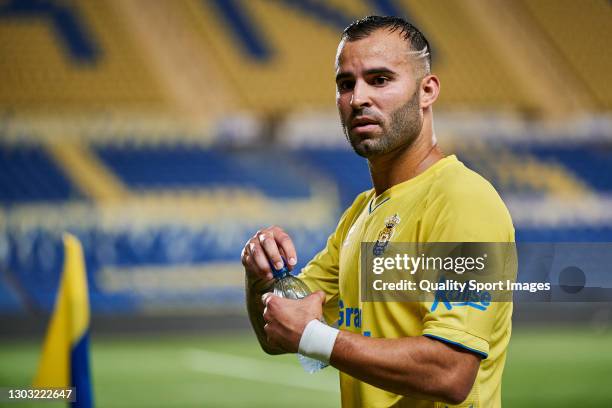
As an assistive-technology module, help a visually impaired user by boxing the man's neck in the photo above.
[368,128,443,196]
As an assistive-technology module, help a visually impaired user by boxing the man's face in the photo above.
[335,29,424,158]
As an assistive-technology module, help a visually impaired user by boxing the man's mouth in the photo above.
[351,117,380,132]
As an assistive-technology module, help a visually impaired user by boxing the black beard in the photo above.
[343,91,422,158]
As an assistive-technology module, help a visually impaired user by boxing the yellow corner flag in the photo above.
[33,233,93,408]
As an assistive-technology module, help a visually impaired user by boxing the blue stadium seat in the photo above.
[0,145,80,204]
[95,145,313,198]
[519,143,612,192]
[516,227,612,242]
[296,148,371,208]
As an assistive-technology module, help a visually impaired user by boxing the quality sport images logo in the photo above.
[431,277,492,312]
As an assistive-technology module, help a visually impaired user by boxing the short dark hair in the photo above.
[341,16,432,72]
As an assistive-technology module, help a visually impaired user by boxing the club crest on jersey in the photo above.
[373,214,401,256]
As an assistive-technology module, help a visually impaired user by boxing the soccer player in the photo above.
[242,16,514,407]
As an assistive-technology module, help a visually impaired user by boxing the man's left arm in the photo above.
[262,292,480,405]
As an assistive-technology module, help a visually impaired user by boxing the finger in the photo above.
[305,290,326,306]
[258,230,284,271]
[241,248,254,269]
[262,292,274,305]
[314,290,326,304]
[248,241,273,280]
[274,229,298,269]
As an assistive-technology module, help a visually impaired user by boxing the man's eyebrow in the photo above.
[363,67,396,76]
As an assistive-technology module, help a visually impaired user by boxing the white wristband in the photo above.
[298,319,340,364]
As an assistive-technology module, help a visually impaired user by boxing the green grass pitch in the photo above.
[1,327,611,407]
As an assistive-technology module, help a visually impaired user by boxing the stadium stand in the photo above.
[399,0,537,111]
[458,143,591,197]
[0,143,80,203]
[2,129,611,315]
[184,0,538,113]
[1,0,608,115]
[95,144,313,198]
[0,0,168,112]
[518,144,612,192]
[519,0,612,110]
[1,0,611,317]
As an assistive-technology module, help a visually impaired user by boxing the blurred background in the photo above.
[0,0,611,406]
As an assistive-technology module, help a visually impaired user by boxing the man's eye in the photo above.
[373,77,388,86]
[338,81,354,91]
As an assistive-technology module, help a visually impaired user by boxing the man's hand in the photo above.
[241,226,298,286]
[242,225,299,355]
[261,291,326,353]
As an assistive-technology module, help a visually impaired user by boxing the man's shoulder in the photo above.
[425,156,514,240]
[430,156,506,210]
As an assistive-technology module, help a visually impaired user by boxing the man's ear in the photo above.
[419,74,440,109]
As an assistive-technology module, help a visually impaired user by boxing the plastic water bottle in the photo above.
[271,260,328,373]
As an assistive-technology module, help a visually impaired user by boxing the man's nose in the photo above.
[350,81,372,109]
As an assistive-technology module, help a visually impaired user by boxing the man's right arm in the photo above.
[241,191,362,354]
[241,226,298,355]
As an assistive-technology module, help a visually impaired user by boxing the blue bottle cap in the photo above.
[270,257,290,279]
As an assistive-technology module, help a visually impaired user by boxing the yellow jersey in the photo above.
[299,155,515,407]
